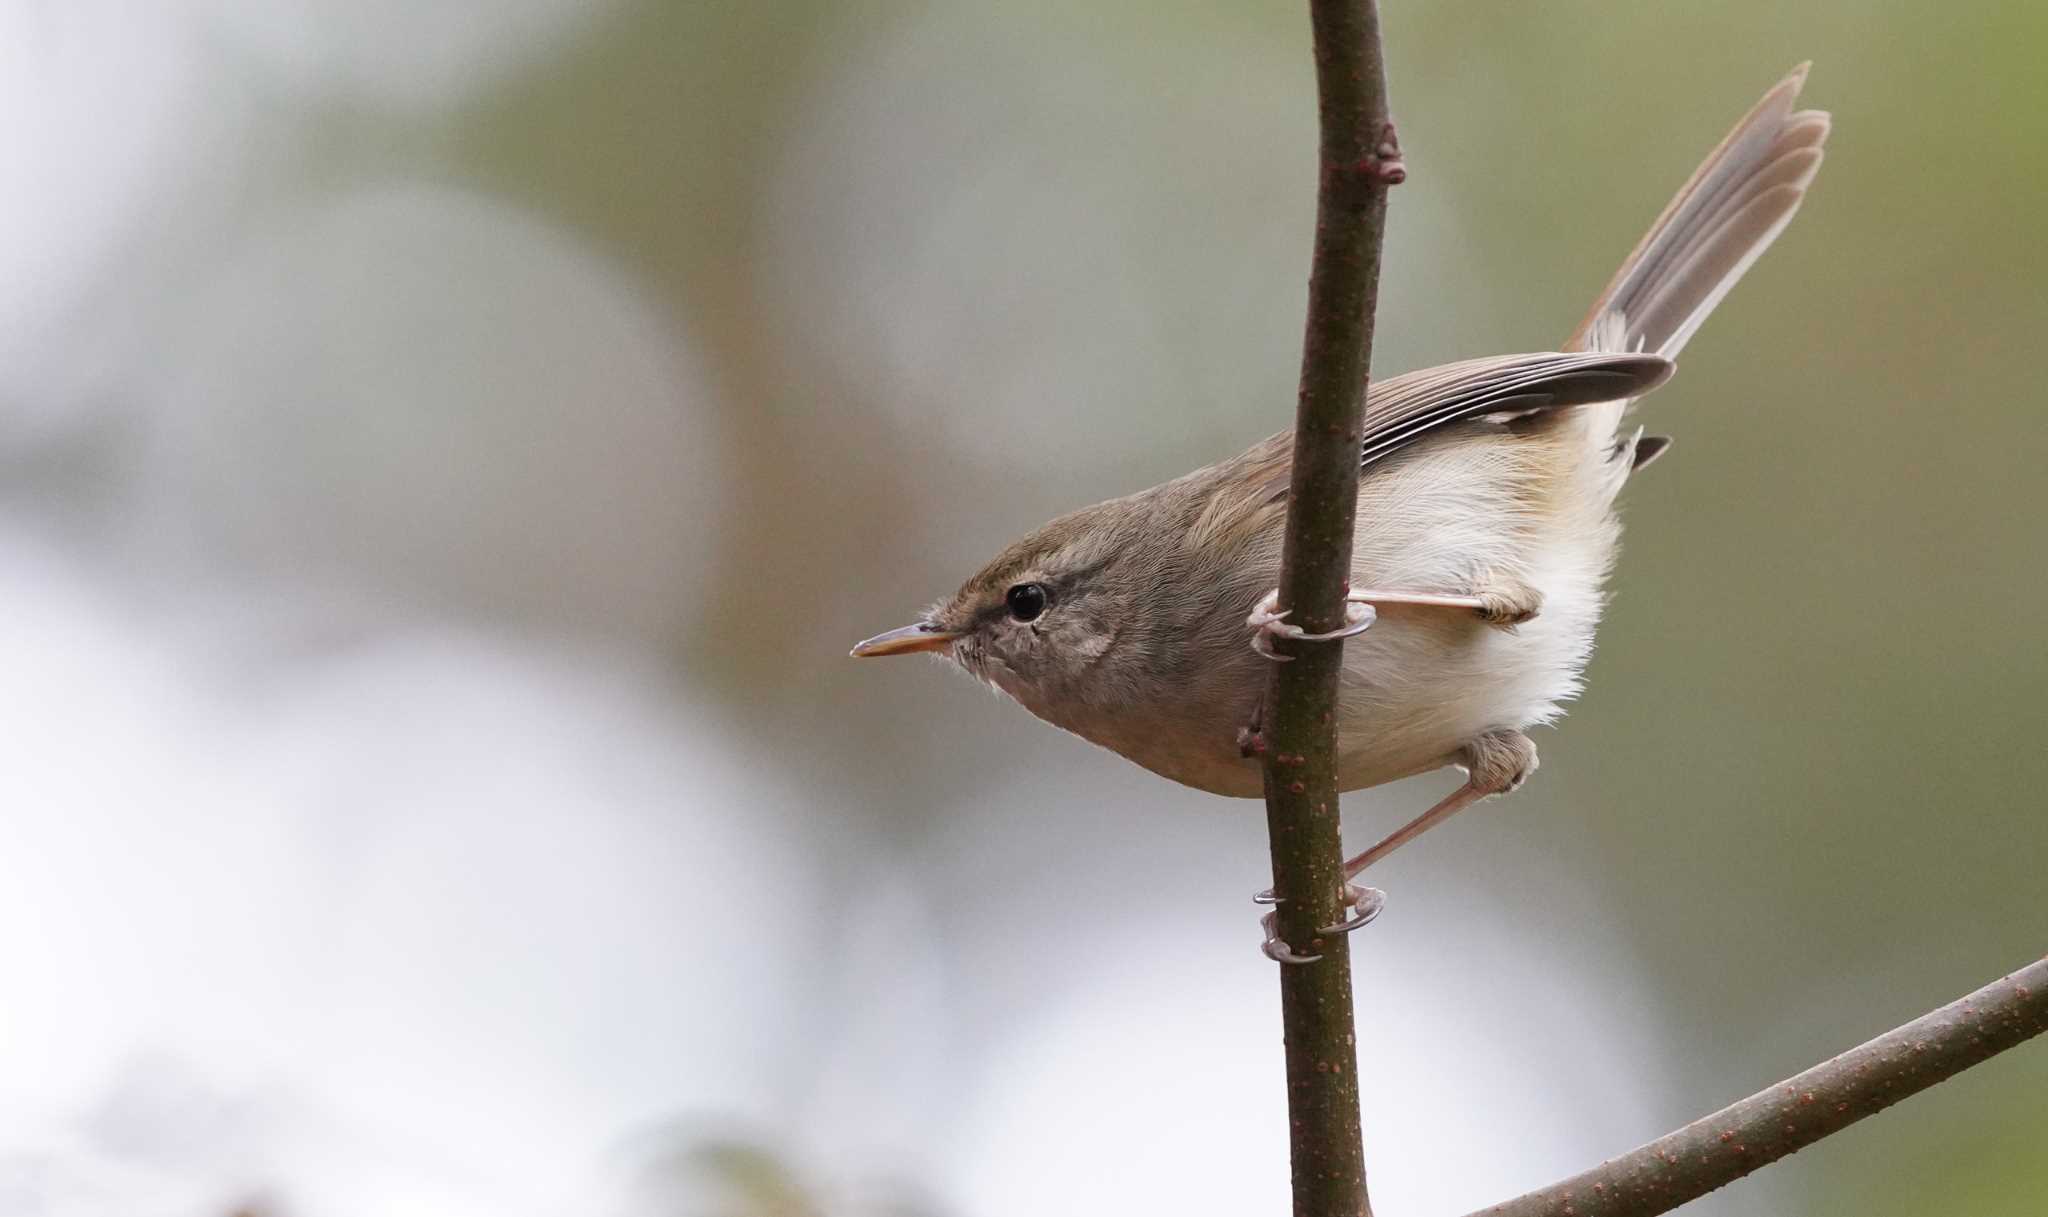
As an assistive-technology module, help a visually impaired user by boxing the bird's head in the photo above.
[851,498,1161,718]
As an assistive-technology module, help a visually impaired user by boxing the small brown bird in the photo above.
[854,67,1829,956]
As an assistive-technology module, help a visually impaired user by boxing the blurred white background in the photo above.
[2,3,2043,1216]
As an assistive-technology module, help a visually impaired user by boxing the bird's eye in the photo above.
[1004,582,1049,622]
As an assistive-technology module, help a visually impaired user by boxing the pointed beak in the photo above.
[850,622,964,658]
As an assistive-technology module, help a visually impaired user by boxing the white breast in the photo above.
[1331,418,1623,790]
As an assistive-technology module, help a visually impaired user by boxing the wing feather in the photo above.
[1359,350,1672,467]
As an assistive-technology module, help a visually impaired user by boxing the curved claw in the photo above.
[1277,598,1376,639]
[1251,888,1280,905]
[1289,607,1377,644]
[1249,617,1295,662]
[1262,940,1321,965]
[1318,885,1387,935]
[1247,589,1376,660]
[1260,911,1323,965]
[1248,590,1296,661]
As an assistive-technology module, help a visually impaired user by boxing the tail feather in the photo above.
[1570,64,1830,359]
[1631,434,1673,470]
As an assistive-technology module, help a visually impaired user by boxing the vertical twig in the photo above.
[1261,3,1401,1217]
[1251,24,2043,1215]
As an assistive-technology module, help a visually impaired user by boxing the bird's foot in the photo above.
[1246,589,1375,661]
[1321,884,1386,934]
[1255,884,1386,963]
[1260,910,1322,964]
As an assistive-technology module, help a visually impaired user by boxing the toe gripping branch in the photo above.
[1247,589,1375,661]
[1244,584,1384,961]
[1257,885,1386,964]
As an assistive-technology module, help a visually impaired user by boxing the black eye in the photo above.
[1004,582,1049,622]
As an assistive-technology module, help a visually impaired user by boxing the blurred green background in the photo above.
[2,2,2042,1215]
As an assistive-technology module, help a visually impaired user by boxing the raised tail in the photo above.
[1570,64,1831,359]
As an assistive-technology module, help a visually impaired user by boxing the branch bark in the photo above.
[1260,4,1401,1217]
[1468,954,2048,1217]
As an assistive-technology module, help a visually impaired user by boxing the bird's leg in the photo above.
[1258,726,1523,951]
[1247,573,1540,659]
[1331,729,1538,897]
[1290,732,1536,947]
[1345,571,1543,629]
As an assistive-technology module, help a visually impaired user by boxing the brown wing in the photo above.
[1358,350,1672,467]
[1199,349,1677,544]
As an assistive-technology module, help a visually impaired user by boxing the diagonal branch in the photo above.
[1259,3,1403,1216]
[1468,954,2048,1217]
